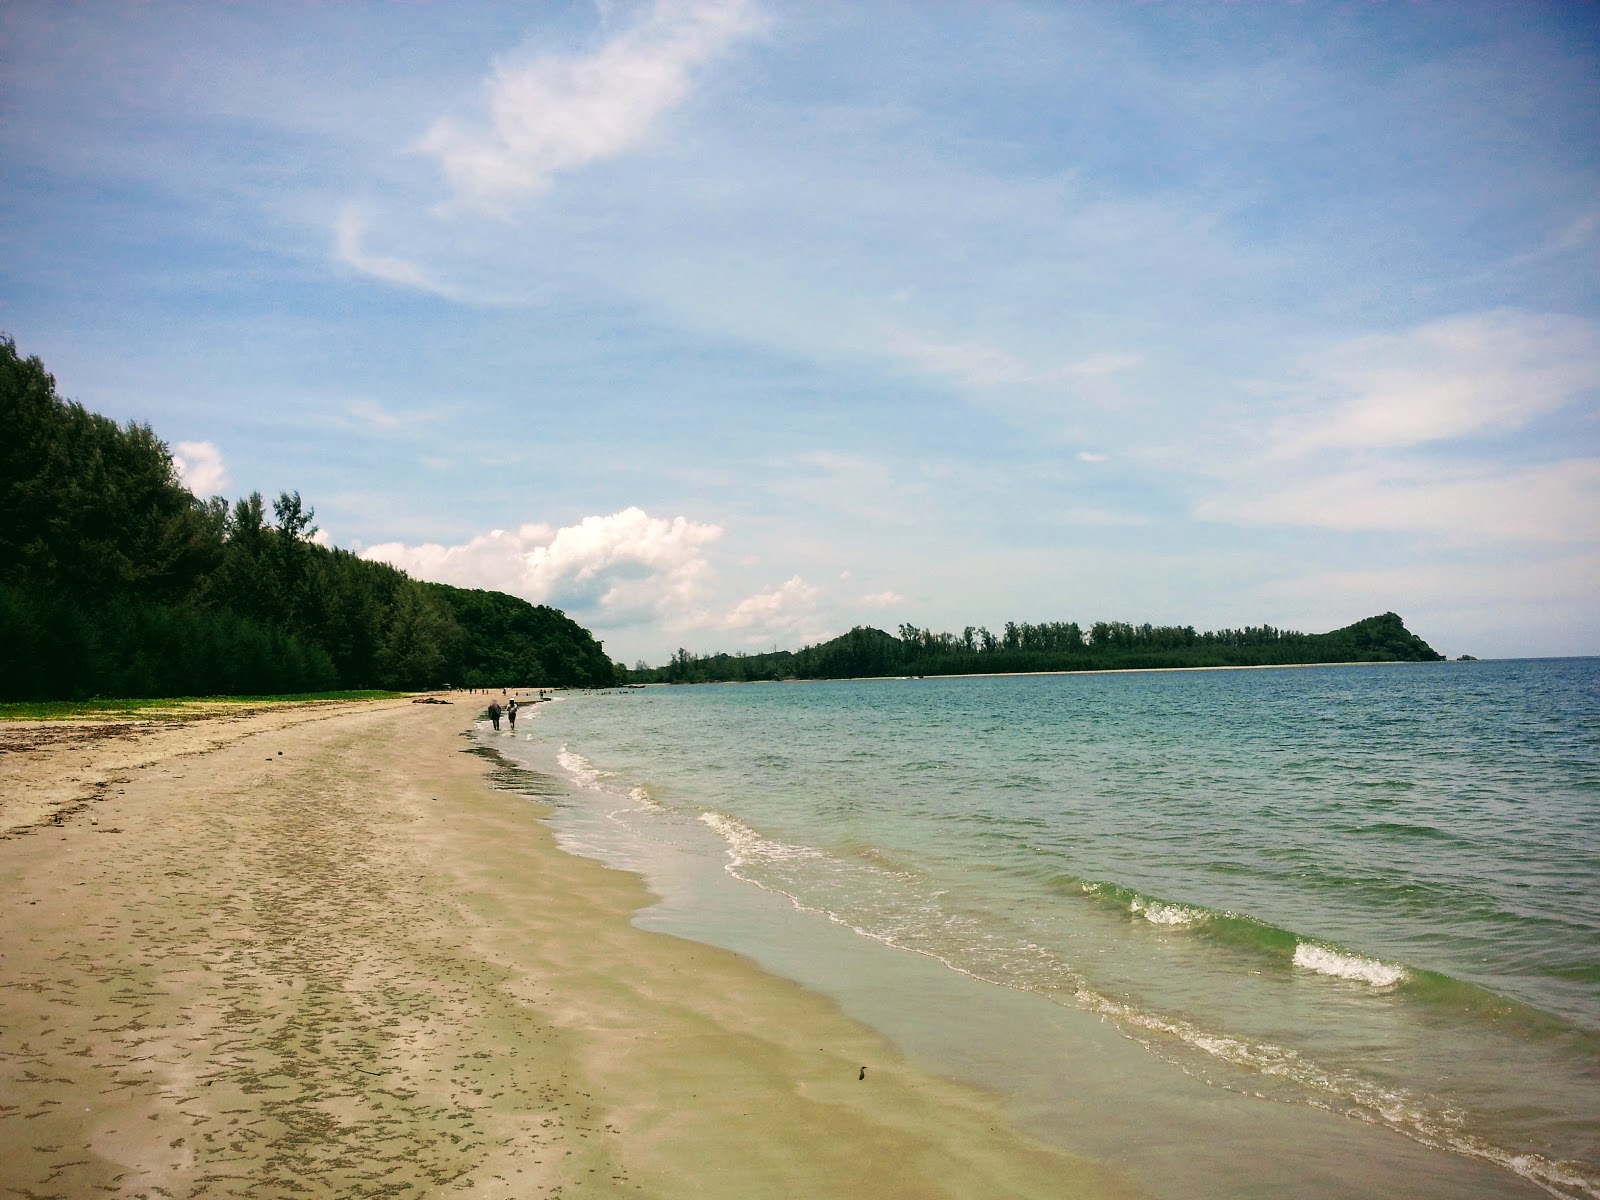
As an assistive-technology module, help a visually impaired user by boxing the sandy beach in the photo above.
[0,697,1137,1199]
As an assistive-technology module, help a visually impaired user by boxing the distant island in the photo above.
[1,338,620,701]
[635,613,1445,684]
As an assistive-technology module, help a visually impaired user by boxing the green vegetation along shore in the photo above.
[3,335,1442,702]
[638,612,1444,684]
[1,338,620,701]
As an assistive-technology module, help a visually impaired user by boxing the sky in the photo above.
[4,1,1598,664]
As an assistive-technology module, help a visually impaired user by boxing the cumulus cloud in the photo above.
[1272,310,1600,457]
[724,574,818,627]
[416,0,760,210]
[360,507,724,625]
[714,575,836,646]
[172,441,228,496]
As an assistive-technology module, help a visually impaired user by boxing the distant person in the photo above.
[507,697,518,730]
[487,699,501,731]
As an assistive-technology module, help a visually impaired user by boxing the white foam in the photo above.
[1131,898,1204,926]
[557,746,607,789]
[699,812,821,866]
[1292,942,1407,988]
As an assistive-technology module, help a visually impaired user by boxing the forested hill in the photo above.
[0,337,619,701]
[642,613,1444,683]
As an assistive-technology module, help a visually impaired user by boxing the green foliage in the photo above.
[0,336,619,701]
[428,583,614,688]
[633,613,1444,684]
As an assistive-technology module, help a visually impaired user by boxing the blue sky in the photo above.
[5,1,1597,663]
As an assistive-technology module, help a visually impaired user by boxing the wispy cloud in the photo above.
[1059,506,1146,527]
[1192,309,1600,551]
[859,590,904,608]
[887,334,1140,393]
[172,441,229,497]
[336,207,447,293]
[1200,457,1600,546]
[416,0,760,212]
[1271,310,1600,457]
[345,398,439,433]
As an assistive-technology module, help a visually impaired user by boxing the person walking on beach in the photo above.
[487,699,502,731]
[507,697,518,731]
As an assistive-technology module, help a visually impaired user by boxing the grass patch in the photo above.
[0,690,408,722]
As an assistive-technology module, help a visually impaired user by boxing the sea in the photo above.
[480,658,1599,1200]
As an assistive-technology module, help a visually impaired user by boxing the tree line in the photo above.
[638,613,1443,684]
[0,337,619,701]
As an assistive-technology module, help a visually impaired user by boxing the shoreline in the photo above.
[0,698,1136,1198]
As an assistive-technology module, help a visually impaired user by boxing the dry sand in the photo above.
[1,697,1140,1199]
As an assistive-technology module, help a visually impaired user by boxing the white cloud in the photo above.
[859,590,904,608]
[344,397,439,433]
[1077,451,1109,463]
[1273,310,1600,456]
[887,336,1138,393]
[888,334,1042,389]
[172,440,228,496]
[723,574,819,631]
[1059,506,1146,527]
[1194,310,1600,556]
[416,0,760,210]
[1069,353,1141,378]
[335,207,443,291]
[360,506,724,626]
[1200,457,1600,545]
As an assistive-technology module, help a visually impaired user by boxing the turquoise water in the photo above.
[490,659,1599,1199]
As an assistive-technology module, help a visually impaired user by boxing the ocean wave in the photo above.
[691,822,1598,1197]
[556,745,604,787]
[1130,897,1206,926]
[1084,880,1418,990]
[1292,942,1407,987]
[1077,986,1599,1200]
[603,793,1597,1198]
[1344,819,1453,838]
[699,811,824,866]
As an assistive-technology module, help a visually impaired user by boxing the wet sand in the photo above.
[0,698,1138,1198]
